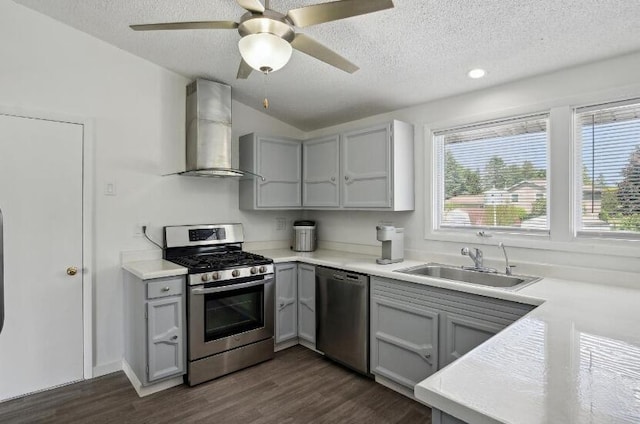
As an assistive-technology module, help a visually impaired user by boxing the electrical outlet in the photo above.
[134,222,149,237]
[275,217,287,231]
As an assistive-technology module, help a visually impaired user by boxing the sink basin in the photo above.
[395,263,541,290]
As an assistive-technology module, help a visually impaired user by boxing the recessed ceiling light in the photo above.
[467,68,487,79]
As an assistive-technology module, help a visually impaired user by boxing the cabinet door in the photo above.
[303,135,340,207]
[341,124,391,208]
[371,296,439,389]
[440,313,504,368]
[297,264,316,344]
[275,263,298,343]
[147,297,184,382]
[257,136,302,208]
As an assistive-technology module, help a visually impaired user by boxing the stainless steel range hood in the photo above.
[180,79,262,179]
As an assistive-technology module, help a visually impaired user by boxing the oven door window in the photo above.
[203,284,264,342]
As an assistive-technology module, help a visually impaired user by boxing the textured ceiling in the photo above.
[13,0,640,130]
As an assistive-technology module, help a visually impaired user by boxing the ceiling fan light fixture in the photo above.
[238,33,293,73]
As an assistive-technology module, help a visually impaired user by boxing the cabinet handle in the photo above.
[161,287,171,292]
[171,335,178,341]
[330,176,336,182]
[345,175,350,181]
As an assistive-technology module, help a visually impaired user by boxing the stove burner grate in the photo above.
[168,251,272,273]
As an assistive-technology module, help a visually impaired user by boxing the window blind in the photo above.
[576,100,640,236]
[435,114,549,232]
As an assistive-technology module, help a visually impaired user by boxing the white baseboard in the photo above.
[92,360,122,378]
[121,359,183,397]
[374,374,422,403]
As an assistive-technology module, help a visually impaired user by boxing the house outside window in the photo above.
[435,114,549,232]
[575,99,640,237]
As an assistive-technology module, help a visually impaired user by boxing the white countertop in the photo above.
[122,259,187,280]
[122,248,640,423]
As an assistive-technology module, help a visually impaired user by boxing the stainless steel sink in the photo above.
[395,263,541,290]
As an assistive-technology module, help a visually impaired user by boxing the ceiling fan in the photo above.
[130,0,394,79]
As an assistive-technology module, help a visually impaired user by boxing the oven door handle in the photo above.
[191,279,269,295]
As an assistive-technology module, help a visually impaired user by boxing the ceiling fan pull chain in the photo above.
[263,72,270,109]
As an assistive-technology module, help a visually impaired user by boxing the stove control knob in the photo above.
[201,274,210,282]
[250,267,257,275]
[232,270,240,278]
[212,272,220,280]
[259,266,267,273]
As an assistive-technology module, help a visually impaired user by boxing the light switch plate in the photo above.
[104,182,116,196]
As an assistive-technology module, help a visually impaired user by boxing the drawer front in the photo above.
[147,277,183,299]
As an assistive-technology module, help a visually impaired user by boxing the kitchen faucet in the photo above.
[461,247,497,273]
[499,242,513,275]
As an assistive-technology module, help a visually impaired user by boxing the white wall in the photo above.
[0,0,304,373]
[305,52,640,283]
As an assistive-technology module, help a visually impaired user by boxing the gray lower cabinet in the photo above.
[275,263,298,343]
[440,313,504,368]
[297,263,316,345]
[124,273,186,386]
[147,296,185,381]
[371,296,439,389]
[370,276,534,390]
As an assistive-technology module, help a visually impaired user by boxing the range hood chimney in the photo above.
[180,79,262,179]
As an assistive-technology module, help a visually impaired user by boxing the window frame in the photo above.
[573,97,640,241]
[433,112,551,237]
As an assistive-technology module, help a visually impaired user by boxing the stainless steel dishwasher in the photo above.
[316,266,369,375]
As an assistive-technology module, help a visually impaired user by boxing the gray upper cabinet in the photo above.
[302,135,340,208]
[341,120,414,210]
[239,133,302,210]
[297,263,316,345]
[241,120,414,211]
[275,263,298,344]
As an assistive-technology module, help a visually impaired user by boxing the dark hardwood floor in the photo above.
[0,346,431,423]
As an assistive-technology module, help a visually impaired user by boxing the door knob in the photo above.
[66,267,78,276]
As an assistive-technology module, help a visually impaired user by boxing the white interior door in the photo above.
[0,114,84,401]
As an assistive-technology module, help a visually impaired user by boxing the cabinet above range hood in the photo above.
[179,79,263,179]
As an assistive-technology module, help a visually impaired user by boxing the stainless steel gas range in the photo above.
[163,223,274,386]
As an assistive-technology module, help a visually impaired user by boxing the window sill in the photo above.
[426,228,640,259]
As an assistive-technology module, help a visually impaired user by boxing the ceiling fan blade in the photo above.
[236,0,265,13]
[286,0,393,28]
[130,21,239,31]
[237,59,253,79]
[291,33,359,73]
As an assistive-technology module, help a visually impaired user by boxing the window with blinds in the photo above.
[434,114,549,232]
[575,99,640,237]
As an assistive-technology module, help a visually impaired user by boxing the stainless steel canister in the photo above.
[292,220,317,252]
